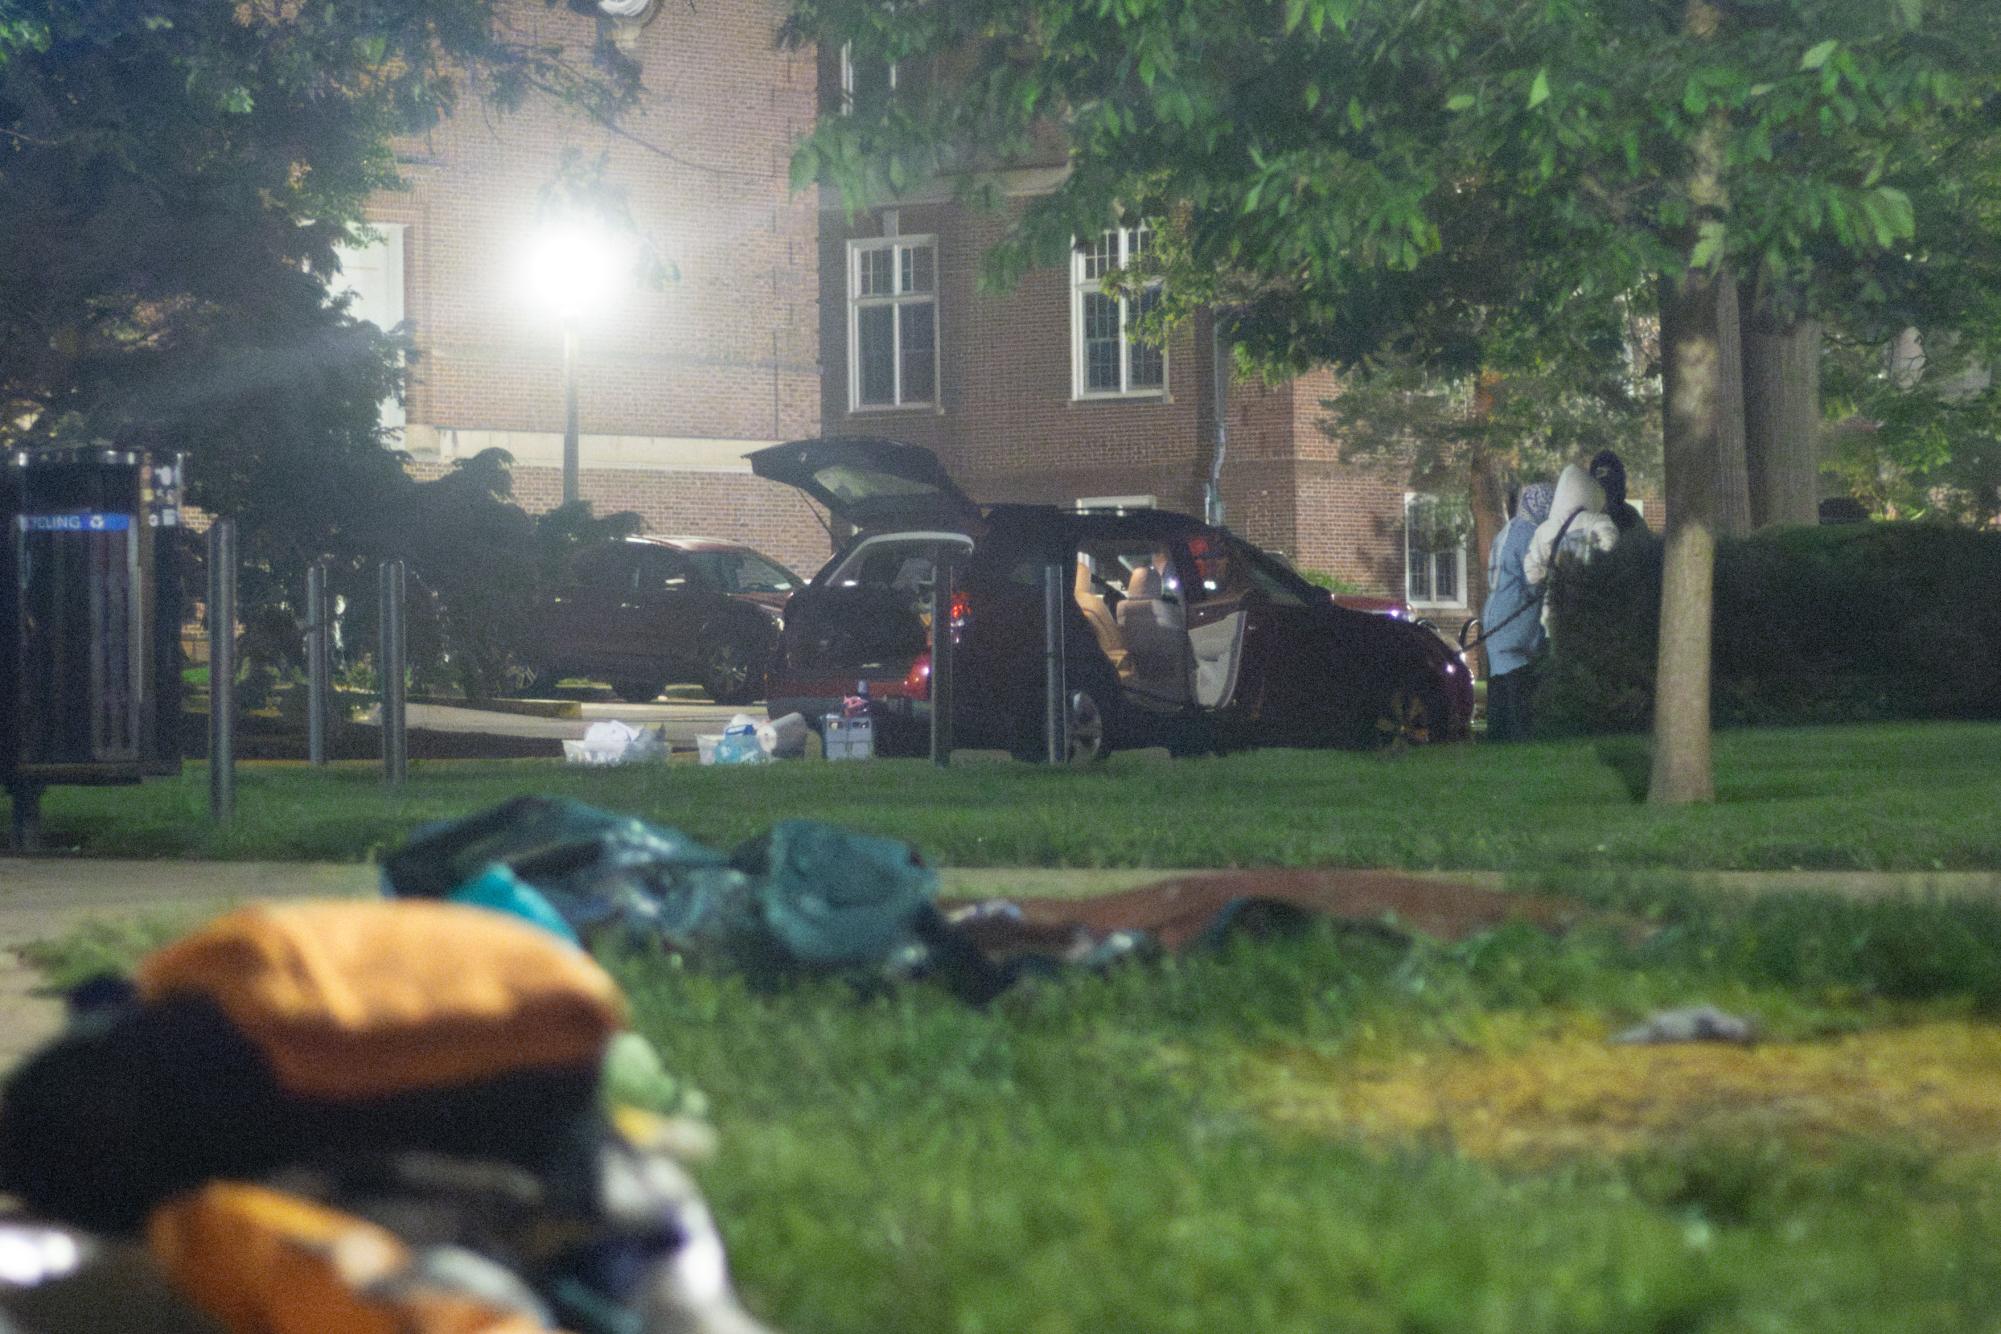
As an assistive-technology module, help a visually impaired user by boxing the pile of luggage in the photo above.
[0,898,770,1334]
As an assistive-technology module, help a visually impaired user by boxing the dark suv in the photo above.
[751,438,1471,758]
[522,536,798,704]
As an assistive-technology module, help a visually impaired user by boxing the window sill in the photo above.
[846,402,937,415]
[1406,602,1469,613]
[1069,390,1172,406]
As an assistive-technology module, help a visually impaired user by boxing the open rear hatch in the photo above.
[747,436,980,532]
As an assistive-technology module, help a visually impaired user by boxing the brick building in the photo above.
[813,69,1490,640]
[334,0,835,577]
[333,2,1598,640]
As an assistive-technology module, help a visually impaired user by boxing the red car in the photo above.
[750,437,1472,759]
[522,536,798,704]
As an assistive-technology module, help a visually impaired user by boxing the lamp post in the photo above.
[561,319,581,506]
[524,218,627,507]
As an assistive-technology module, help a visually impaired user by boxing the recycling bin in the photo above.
[1,447,185,790]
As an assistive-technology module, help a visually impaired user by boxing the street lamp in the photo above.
[523,219,627,506]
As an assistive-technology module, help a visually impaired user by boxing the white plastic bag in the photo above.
[564,719,667,766]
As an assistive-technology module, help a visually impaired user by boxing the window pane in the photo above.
[899,300,935,404]
[858,247,893,297]
[857,304,895,405]
[1130,225,1153,263]
[903,244,935,294]
[1083,293,1121,391]
[1129,287,1164,389]
[1406,501,1431,602]
[1080,231,1115,282]
[1434,552,1457,603]
[848,53,894,116]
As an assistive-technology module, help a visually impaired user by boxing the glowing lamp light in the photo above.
[521,219,630,323]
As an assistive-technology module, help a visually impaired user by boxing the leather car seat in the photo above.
[1115,566,1191,702]
[1074,559,1133,683]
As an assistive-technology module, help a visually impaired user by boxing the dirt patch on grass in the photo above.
[1250,1020,2001,1162]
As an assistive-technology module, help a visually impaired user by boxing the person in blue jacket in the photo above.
[1481,480,1553,742]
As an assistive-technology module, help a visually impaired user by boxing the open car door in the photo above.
[747,437,980,532]
[1179,532,1248,710]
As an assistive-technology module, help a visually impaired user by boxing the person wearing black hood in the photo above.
[1589,450,1648,535]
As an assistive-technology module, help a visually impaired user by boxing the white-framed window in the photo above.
[839,41,896,116]
[1404,493,1467,608]
[330,222,407,434]
[848,236,937,411]
[1071,225,1166,399]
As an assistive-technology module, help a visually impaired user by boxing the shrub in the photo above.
[1535,522,2001,736]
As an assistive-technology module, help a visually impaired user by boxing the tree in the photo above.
[2,0,643,694]
[789,0,2001,803]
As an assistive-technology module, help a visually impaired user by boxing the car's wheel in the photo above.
[1013,681,1116,764]
[612,680,665,704]
[700,626,767,706]
[1374,684,1443,753]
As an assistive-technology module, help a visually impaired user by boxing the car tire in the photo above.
[1013,679,1116,764]
[700,625,768,706]
[612,680,665,704]
[1374,682,1445,752]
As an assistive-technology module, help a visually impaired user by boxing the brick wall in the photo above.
[374,0,828,569]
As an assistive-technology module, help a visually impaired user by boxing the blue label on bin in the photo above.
[18,512,134,533]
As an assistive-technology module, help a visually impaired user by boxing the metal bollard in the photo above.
[305,560,330,766]
[930,557,955,768]
[1043,561,1067,765]
[208,521,237,823]
[379,560,407,785]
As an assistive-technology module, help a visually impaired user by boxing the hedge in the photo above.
[1534,522,2001,736]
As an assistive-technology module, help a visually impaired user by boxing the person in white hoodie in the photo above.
[1523,463,1620,631]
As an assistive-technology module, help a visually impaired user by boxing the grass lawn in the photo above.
[10,720,2000,870]
[31,888,2001,1331]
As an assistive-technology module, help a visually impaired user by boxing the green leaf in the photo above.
[1689,219,1727,270]
[1304,83,1321,111]
[1445,92,1476,112]
[1800,39,1838,71]
[1894,0,1922,28]
[1348,96,1366,132]
[1874,186,1915,240]
[1284,0,1307,34]
[1528,69,1550,109]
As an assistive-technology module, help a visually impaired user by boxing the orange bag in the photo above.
[135,901,625,1101]
[148,1181,560,1333]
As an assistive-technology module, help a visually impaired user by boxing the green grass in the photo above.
[619,894,2001,1332]
[29,878,2001,1329]
[10,721,2001,870]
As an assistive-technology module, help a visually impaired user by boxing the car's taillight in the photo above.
[948,589,970,644]
[903,653,932,698]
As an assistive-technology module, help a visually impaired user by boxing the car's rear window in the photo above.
[684,549,798,594]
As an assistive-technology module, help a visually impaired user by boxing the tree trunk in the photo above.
[1712,276,1752,537]
[1466,371,1507,675]
[1649,0,1726,806]
[1742,302,1823,528]
[1650,270,1722,805]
